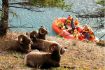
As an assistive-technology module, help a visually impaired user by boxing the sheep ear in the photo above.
[50,46,55,52]
[18,35,23,44]
[19,38,23,44]
[49,43,57,51]
[34,33,38,39]
[30,31,37,38]
[31,34,37,41]
[33,34,36,38]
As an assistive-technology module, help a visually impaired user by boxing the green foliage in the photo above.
[28,0,72,10]
[96,0,105,13]
[96,0,105,6]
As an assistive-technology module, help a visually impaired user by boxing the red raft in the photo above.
[52,17,75,39]
[52,17,98,41]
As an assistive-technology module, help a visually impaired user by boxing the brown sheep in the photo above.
[37,26,48,40]
[8,35,31,53]
[29,30,65,54]
[31,39,65,55]
[24,44,61,68]
[17,35,32,53]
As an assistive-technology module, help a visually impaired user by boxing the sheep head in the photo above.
[18,35,31,53]
[37,26,48,39]
[30,31,38,42]
[49,43,61,62]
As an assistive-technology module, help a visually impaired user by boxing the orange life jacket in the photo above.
[67,16,72,21]
[83,29,90,33]
[74,19,79,26]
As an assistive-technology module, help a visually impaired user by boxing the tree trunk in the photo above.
[0,0,9,36]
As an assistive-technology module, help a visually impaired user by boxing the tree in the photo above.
[0,0,9,36]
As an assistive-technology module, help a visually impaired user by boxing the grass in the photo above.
[0,32,105,70]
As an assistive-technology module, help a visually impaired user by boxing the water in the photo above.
[0,0,105,39]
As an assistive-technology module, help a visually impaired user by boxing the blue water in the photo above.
[9,7,70,35]
[0,0,105,39]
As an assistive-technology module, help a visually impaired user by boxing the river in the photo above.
[0,0,105,39]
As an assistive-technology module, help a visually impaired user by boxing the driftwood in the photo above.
[96,40,105,47]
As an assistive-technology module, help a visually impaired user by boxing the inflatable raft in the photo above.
[52,17,98,41]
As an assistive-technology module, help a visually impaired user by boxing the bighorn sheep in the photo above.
[37,26,48,40]
[29,30,65,54]
[29,26,48,41]
[24,44,61,68]
[30,28,65,54]
[17,35,31,53]
[31,39,65,54]
[9,35,31,53]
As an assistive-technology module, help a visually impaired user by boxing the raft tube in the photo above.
[52,18,74,39]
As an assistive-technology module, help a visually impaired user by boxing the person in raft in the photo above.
[82,24,95,41]
[57,22,64,29]
[63,15,74,33]
[74,18,83,33]
[64,15,73,29]
[73,28,80,39]
[65,16,80,34]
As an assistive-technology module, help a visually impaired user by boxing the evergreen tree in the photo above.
[0,0,9,36]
